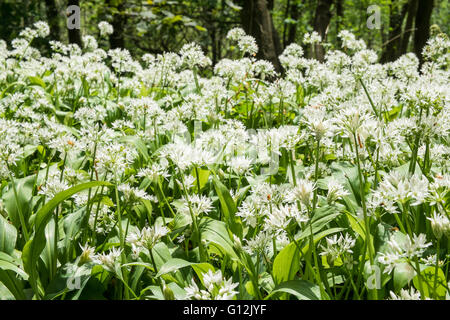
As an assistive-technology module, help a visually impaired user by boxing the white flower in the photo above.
[98,21,114,37]
[93,247,122,273]
[303,31,322,44]
[287,179,316,207]
[389,287,423,300]
[126,224,170,250]
[428,213,450,239]
[228,156,252,176]
[184,270,238,300]
[326,177,350,203]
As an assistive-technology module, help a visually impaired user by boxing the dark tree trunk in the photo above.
[312,0,333,61]
[381,2,408,62]
[399,0,418,56]
[282,0,291,48]
[67,0,82,47]
[45,0,60,41]
[287,2,300,46]
[414,0,434,66]
[336,0,343,34]
[241,0,283,72]
[108,0,127,49]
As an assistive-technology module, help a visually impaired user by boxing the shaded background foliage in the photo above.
[0,0,448,68]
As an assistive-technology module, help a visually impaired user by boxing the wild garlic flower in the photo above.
[226,28,258,56]
[228,156,252,176]
[178,194,213,217]
[389,287,424,300]
[303,31,322,45]
[78,244,96,265]
[137,163,170,183]
[93,247,122,273]
[179,43,212,69]
[326,177,350,203]
[373,171,430,207]
[244,231,271,255]
[119,183,156,204]
[126,225,170,252]
[33,21,50,38]
[320,233,356,267]
[98,21,113,37]
[427,212,450,239]
[184,270,238,300]
[302,105,335,140]
[287,179,316,207]
[378,234,432,274]
[38,171,69,198]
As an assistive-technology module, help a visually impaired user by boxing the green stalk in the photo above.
[114,172,129,299]
[433,239,440,299]
[149,247,164,294]
[359,78,379,119]
[352,133,377,299]
[179,172,206,262]
[310,138,326,298]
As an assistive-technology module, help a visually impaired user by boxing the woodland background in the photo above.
[0,0,448,70]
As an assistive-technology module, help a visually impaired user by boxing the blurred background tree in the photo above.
[0,0,447,67]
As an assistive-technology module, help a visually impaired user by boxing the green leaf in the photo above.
[0,215,17,255]
[156,258,197,277]
[413,266,447,299]
[0,252,28,280]
[28,76,46,88]
[272,242,300,285]
[393,262,415,291]
[22,181,112,297]
[0,252,28,300]
[199,218,238,260]
[191,263,215,286]
[346,212,365,241]
[266,280,322,300]
[2,174,34,232]
[194,25,207,32]
[192,168,210,191]
[212,177,242,238]
[119,136,149,162]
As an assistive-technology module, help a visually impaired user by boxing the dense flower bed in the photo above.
[0,22,449,300]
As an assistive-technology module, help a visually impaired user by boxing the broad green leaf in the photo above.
[0,215,17,255]
[22,181,112,297]
[273,242,300,285]
[266,280,322,300]
[413,266,447,299]
[393,262,415,291]
[212,177,242,238]
[119,136,149,161]
[199,218,238,260]
[0,252,28,300]
[191,263,215,286]
[28,76,46,88]
[2,174,34,232]
[156,258,197,277]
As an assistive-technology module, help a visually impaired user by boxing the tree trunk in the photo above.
[241,0,282,72]
[287,1,300,46]
[67,0,82,47]
[336,0,343,39]
[45,0,60,41]
[312,0,333,61]
[108,0,127,49]
[414,0,434,66]
[399,0,418,56]
[381,2,408,62]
